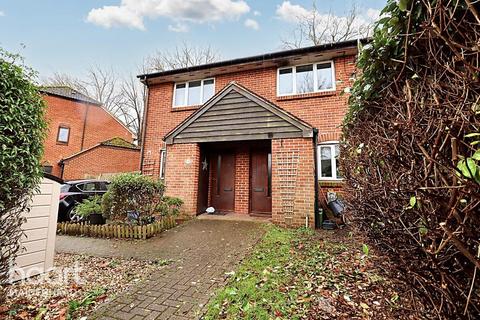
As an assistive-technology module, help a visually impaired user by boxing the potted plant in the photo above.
[75,196,104,225]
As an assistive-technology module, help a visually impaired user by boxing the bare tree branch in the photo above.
[281,1,374,49]
[144,42,221,73]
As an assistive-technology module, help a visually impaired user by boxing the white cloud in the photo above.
[276,1,310,23]
[253,10,261,16]
[87,0,250,31]
[0,11,5,17]
[87,5,146,30]
[168,22,189,32]
[276,1,380,27]
[244,18,259,30]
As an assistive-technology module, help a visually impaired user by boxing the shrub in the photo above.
[0,49,47,302]
[157,196,184,217]
[342,0,479,317]
[75,196,102,219]
[102,173,165,225]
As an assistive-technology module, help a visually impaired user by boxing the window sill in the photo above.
[56,142,69,146]
[318,180,344,187]
[277,90,337,101]
[171,105,201,112]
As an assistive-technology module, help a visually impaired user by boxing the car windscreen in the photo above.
[60,184,71,193]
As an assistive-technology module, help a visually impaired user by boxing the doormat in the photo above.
[207,211,228,216]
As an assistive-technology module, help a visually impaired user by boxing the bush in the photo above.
[157,196,184,217]
[75,196,102,219]
[102,173,165,225]
[0,49,47,302]
[342,1,479,317]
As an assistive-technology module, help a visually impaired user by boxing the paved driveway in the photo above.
[56,219,266,319]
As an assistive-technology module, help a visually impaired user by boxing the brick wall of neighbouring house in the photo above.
[164,143,200,215]
[141,55,355,178]
[272,138,315,228]
[42,94,134,177]
[62,146,140,180]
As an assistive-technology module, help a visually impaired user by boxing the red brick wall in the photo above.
[62,146,140,180]
[42,94,134,177]
[272,138,315,228]
[234,148,250,214]
[164,143,200,215]
[141,55,355,177]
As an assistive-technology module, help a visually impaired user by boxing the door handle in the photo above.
[253,187,264,192]
[223,187,233,192]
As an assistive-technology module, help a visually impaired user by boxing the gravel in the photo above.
[2,253,168,319]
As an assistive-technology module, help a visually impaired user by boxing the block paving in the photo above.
[57,219,266,319]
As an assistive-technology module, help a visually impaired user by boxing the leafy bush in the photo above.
[101,173,165,225]
[157,196,184,217]
[0,49,47,303]
[75,196,102,218]
[342,0,479,317]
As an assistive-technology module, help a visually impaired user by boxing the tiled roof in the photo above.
[100,137,139,150]
[39,86,101,105]
[61,137,139,162]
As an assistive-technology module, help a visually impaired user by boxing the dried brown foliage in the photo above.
[342,1,480,318]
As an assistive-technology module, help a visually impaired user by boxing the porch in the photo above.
[197,140,272,217]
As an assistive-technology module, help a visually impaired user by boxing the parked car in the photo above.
[58,179,109,222]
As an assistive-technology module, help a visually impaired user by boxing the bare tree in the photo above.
[44,43,220,146]
[144,42,221,73]
[117,76,144,144]
[281,2,374,49]
[45,66,121,114]
[85,65,121,112]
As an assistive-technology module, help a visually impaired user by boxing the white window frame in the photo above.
[277,60,336,97]
[159,149,166,180]
[317,141,342,181]
[173,78,215,107]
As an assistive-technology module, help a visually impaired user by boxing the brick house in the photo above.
[40,86,140,180]
[139,40,357,228]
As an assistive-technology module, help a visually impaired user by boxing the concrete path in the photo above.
[56,219,266,319]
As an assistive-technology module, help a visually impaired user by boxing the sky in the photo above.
[0,0,386,81]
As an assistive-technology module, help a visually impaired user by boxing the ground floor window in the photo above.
[159,149,166,180]
[318,142,342,180]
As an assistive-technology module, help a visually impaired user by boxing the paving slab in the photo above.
[56,219,266,319]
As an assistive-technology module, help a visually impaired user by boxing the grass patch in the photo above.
[204,225,415,319]
[204,226,300,319]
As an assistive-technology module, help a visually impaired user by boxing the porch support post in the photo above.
[164,143,200,216]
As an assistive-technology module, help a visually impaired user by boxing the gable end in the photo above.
[165,83,313,144]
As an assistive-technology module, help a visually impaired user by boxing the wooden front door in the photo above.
[211,152,235,212]
[250,150,272,215]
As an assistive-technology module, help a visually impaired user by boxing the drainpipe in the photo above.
[139,81,150,172]
[59,160,65,180]
[313,128,320,229]
[80,103,90,151]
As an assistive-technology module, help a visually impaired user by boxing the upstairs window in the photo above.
[57,126,70,144]
[173,78,215,107]
[318,142,342,180]
[277,61,335,96]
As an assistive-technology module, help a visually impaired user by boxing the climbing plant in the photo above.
[0,49,47,302]
[342,0,479,317]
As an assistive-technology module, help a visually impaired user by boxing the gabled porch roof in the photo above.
[164,82,313,145]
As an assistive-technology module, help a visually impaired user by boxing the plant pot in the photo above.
[89,213,105,225]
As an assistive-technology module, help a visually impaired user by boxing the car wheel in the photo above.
[68,206,80,222]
